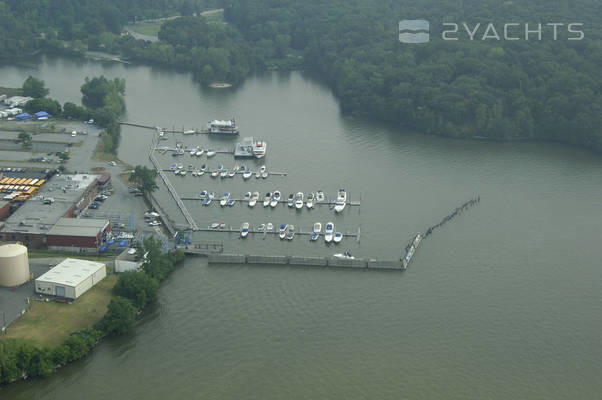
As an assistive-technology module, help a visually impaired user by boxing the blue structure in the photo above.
[34,111,51,118]
[15,113,31,120]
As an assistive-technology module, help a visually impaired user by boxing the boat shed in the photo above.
[46,217,110,253]
[35,258,106,299]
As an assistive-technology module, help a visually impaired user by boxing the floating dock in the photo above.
[208,254,403,270]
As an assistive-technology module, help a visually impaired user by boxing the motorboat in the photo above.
[333,251,354,260]
[206,148,216,157]
[287,193,295,207]
[258,223,265,231]
[249,191,259,207]
[255,168,261,179]
[196,148,204,156]
[217,165,224,171]
[207,118,239,135]
[220,192,230,207]
[177,164,184,170]
[210,222,225,229]
[294,192,304,209]
[261,170,269,179]
[334,188,347,213]
[211,169,219,178]
[220,169,228,178]
[324,222,334,243]
[279,224,288,239]
[316,190,325,202]
[240,222,250,238]
[227,199,236,207]
[306,193,315,209]
[243,170,253,179]
[180,170,187,176]
[270,191,281,208]
[333,232,343,243]
[253,140,267,158]
[200,164,207,172]
[286,225,295,240]
[200,190,207,200]
[266,223,273,231]
[311,222,322,241]
[188,164,194,171]
[232,164,240,173]
[228,168,237,178]
[258,165,266,178]
[174,169,181,176]
[240,165,246,171]
[196,169,204,177]
[244,192,252,203]
[263,192,272,207]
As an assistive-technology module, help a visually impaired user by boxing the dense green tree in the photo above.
[113,271,159,309]
[129,165,158,194]
[24,97,62,116]
[97,297,137,335]
[62,102,91,120]
[22,76,49,98]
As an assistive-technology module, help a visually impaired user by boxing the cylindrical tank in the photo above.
[0,244,30,286]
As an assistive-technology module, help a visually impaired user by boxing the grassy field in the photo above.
[127,21,164,36]
[2,274,118,348]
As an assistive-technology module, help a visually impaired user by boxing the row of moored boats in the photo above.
[199,189,347,212]
[236,221,345,243]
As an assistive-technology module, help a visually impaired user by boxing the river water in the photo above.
[1,55,601,399]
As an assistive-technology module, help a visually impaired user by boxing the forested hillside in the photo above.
[225,0,602,149]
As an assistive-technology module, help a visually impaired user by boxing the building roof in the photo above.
[1,174,99,235]
[36,258,105,288]
[47,217,109,237]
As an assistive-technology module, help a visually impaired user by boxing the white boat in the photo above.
[334,188,347,213]
[324,222,334,243]
[217,165,224,171]
[196,148,204,156]
[287,193,295,207]
[294,192,304,209]
[210,221,225,229]
[206,148,216,157]
[263,192,272,207]
[220,170,228,178]
[306,193,315,209]
[196,169,204,177]
[253,140,267,158]
[200,190,208,200]
[316,190,325,202]
[184,130,195,135]
[244,192,252,203]
[243,170,253,180]
[333,232,343,243]
[333,251,354,260]
[207,118,239,135]
[228,168,236,178]
[270,191,281,208]
[220,192,230,207]
[174,169,180,176]
[279,224,287,239]
[286,225,295,240]
[227,199,236,207]
[311,222,322,241]
[249,191,259,207]
[257,165,266,179]
[211,169,219,178]
[240,222,250,238]
[180,170,187,176]
[255,168,261,178]
[200,164,207,172]
[204,192,215,206]
[266,222,274,231]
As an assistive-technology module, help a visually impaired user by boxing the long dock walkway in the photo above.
[148,136,199,230]
[208,254,402,271]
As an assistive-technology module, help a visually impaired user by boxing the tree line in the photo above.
[0,239,185,384]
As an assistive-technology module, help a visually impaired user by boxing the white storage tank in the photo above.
[0,243,30,287]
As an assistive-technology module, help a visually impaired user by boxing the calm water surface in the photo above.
[1,56,601,399]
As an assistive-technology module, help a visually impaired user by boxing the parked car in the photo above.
[88,203,99,209]
[107,161,117,166]
[135,192,143,197]
[71,130,77,137]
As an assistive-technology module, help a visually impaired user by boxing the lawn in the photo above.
[127,21,164,36]
[2,274,118,348]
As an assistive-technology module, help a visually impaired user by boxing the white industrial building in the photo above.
[35,258,106,299]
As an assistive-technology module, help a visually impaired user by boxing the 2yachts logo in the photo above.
[399,20,585,43]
